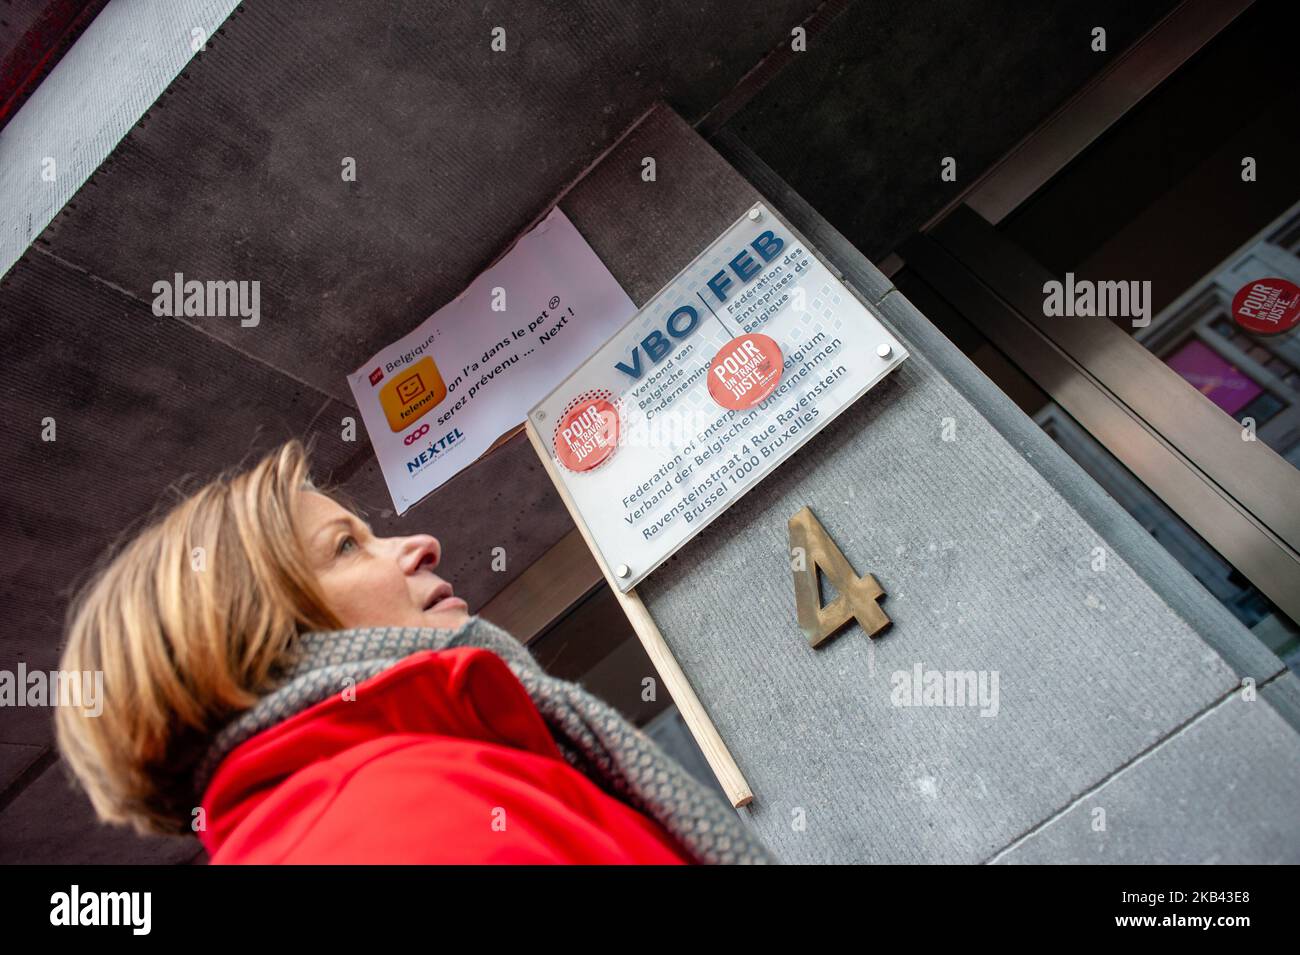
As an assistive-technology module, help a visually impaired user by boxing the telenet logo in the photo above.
[380,356,448,433]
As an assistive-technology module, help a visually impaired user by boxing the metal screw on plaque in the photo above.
[616,564,630,579]
[536,410,546,420]
[876,343,892,358]
[748,207,762,222]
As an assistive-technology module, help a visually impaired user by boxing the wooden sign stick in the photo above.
[524,418,754,808]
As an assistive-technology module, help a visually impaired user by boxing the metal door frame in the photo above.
[903,210,1300,622]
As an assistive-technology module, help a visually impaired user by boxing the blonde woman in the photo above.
[56,441,773,864]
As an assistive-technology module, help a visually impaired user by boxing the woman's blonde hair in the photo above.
[56,440,344,836]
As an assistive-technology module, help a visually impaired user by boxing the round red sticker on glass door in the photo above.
[554,394,619,472]
[1231,278,1300,337]
[707,333,783,410]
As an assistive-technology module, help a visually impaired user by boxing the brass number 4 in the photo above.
[788,506,890,648]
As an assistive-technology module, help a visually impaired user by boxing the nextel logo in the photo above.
[615,229,785,381]
[406,427,464,474]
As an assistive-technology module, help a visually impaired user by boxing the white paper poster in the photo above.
[348,207,636,513]
[530,202,908,591]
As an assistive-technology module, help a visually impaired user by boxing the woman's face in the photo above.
[296,490,470,630]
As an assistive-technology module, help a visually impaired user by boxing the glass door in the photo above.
[898,0,1300,665]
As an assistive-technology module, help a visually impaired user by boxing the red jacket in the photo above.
[199,646,692,864]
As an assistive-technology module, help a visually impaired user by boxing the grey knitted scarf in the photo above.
[194,615,775,864]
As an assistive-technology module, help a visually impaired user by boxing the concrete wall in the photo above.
[567,106,1300,864]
